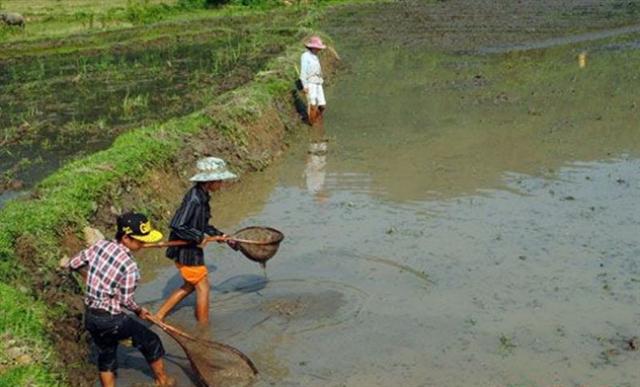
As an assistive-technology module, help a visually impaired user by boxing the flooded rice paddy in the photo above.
[0,19,296,202]
[86,0,640,385]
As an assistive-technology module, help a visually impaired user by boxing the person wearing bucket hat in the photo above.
[155,157,238,324]
[300,35,327,125]
[60,212,175,387]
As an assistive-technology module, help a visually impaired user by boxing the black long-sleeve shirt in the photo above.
[166,184,223,266]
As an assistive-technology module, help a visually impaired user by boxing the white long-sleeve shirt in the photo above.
[300,50,323,88]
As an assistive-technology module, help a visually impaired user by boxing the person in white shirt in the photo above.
[300,36,327,125]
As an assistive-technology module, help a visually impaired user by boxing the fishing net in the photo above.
[161,323,257,387]
[232,227,284,267]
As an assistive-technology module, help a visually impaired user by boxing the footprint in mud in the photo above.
[207,278,369,340]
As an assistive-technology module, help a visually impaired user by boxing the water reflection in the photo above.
[578,50,588,68]
[322,42,640,202]
[304,125,329,203]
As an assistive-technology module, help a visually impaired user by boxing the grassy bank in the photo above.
[0,1,340,384]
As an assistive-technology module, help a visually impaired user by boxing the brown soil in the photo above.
[13,230,94,385]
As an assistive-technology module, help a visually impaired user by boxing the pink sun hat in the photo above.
[305,36,326,50]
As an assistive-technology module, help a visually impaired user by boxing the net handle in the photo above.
[142,234,276,249]
[147,314,195,340]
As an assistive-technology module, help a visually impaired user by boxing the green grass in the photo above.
[0,0,183,42]
[0,366,60,387]
[0,283,59,386]
[0,0,341,45]
[3,0,172,13]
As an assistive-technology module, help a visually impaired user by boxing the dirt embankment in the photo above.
[24,44,340,387]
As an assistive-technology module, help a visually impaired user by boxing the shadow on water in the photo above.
[214,274,269,294]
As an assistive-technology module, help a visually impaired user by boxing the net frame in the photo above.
[152,318,258,387]
[232,227,284,266]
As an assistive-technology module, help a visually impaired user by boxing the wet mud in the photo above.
[97,0,640,386]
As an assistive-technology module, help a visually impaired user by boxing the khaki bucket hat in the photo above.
[190,157,238,182]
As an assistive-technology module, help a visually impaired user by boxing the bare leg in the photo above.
[155,282,194,321]
[194,275,210,324]
[99,371,116,387]
[149,358,175,386]
[317,105,325,126]
[310,105,320,125]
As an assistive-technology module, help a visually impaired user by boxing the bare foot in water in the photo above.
[155,375,176,386]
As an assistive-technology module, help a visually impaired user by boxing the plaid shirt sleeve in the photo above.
[68,244,95,270]
[120,263,141,313]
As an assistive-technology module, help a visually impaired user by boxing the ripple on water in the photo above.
[207,278,369,340]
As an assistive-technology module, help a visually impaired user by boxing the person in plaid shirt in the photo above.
[62,212,174,387]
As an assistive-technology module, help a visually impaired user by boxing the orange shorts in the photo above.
[175,263,208,285]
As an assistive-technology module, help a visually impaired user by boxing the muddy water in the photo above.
[118,2,640,386]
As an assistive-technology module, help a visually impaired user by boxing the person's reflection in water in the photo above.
[305,125,329,204]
